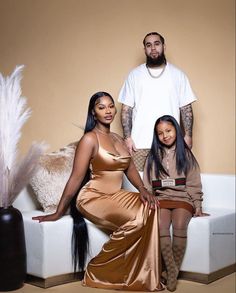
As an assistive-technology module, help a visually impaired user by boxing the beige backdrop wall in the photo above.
[0,0,235,174]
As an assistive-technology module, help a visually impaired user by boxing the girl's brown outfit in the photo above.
[143,145,203,211]
[143,145,203,291]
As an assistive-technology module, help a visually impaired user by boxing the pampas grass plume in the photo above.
[0,65,47,207]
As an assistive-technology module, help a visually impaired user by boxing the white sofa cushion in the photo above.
[22,211,109,278]
[182,207,235,273]
[201,174,235,209]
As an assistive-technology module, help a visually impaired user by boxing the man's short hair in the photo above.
[143,32,165,46]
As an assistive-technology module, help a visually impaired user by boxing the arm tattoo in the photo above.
[180,104,193,136]
[121,104,133,139]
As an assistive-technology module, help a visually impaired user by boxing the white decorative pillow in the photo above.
[30,142,77,213]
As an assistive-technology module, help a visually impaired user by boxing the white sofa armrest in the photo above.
[13,186,41,212]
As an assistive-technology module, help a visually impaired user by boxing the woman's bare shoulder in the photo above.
[78,131,98,147]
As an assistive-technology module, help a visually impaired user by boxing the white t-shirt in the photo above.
[118,62,197,149]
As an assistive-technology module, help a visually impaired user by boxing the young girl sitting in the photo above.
[143,115,209,292]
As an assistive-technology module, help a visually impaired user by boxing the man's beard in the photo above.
[146,53,167,67]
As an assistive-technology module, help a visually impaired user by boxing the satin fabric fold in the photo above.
[77,132,164,291]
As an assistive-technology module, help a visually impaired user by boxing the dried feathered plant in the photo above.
[0,65,47,208]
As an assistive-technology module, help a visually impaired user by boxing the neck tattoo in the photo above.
[146,64,166,79]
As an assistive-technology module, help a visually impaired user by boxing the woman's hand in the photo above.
[32,213,61,223]
[139,186,159,209]
[193,207,210,217]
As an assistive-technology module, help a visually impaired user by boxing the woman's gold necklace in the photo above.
[146,64,166,79]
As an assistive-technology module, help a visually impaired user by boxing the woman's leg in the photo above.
[79,190,164,291]
[171,208,192,277]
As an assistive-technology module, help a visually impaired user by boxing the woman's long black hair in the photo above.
[70,91,114,273]
[146,115,198,182]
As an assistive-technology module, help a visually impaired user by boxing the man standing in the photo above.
[118,32,196,171]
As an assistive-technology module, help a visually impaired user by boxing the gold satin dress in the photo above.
[77,131,163,291]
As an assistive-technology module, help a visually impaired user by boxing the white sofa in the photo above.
[13,173,236,288]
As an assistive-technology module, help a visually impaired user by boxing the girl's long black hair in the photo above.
[146,115,198,182]
[70,91,114,273]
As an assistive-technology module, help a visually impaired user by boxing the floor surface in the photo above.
[3,273,235,293]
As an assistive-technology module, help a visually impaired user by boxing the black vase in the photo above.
[0,206,26,291]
